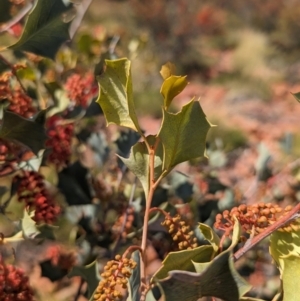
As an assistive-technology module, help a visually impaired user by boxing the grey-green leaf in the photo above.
[9,0,72,59]
[292,92,300,103]
[127,251,141,301]
[119,135,163,195]
[158,99,211,172]
[0,110,47,155]
[160,75,188,109]
[152,245,214,281]
[198,223,220,254]
[96,58,141,133]
[158,250,251,301]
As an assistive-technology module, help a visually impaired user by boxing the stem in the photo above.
[234,202,300,261]
[123,245,143,259]
[140,139,160,301]
[219,234,226,253]
[148,207,169,216]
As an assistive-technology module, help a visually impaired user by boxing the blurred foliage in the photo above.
[1,0,300,300]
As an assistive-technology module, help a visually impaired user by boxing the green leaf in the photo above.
[0,110,47,155]
[158,99,211,172]
[158,250,251,301]
[127,251,141,301]
[160,75,188,109]
[119,135,163,195]
[270,223,300,300]
[269,223,300,272]
[198,223,220,254]
[68,260,100,299]
[152,245,214,281]
[192,260,211,274]
[9,0,72,59]
[96,58,141,133]
[280,255,300,301]
[292,92,300,103]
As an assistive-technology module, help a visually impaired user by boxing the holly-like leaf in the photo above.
[158,250,251,301]
[279,255,300,301]
[270,223,300,300]
[160,75,188,110]
[158,99,211,172]
[127,251,141,301]
[9,0,72,59]
[198,223,220,254]
[192,260,211,274]
[292,92,300,103]
[96,58,141,133]
[269,224,300,272]
[152,245,214,281]
[119,135,163,195]
[68,260,100,299]
[0,110,47,155]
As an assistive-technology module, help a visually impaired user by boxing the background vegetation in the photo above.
[1,0,300,301]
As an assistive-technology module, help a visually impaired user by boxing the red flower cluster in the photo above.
[0,73,36,118]
[45,116,74,167]
[14,171,61,224]
[214,203,296,237]
[0,257,35,301]
[64,72,97,108]
[46,245,76,271]
[0,140,19,176]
